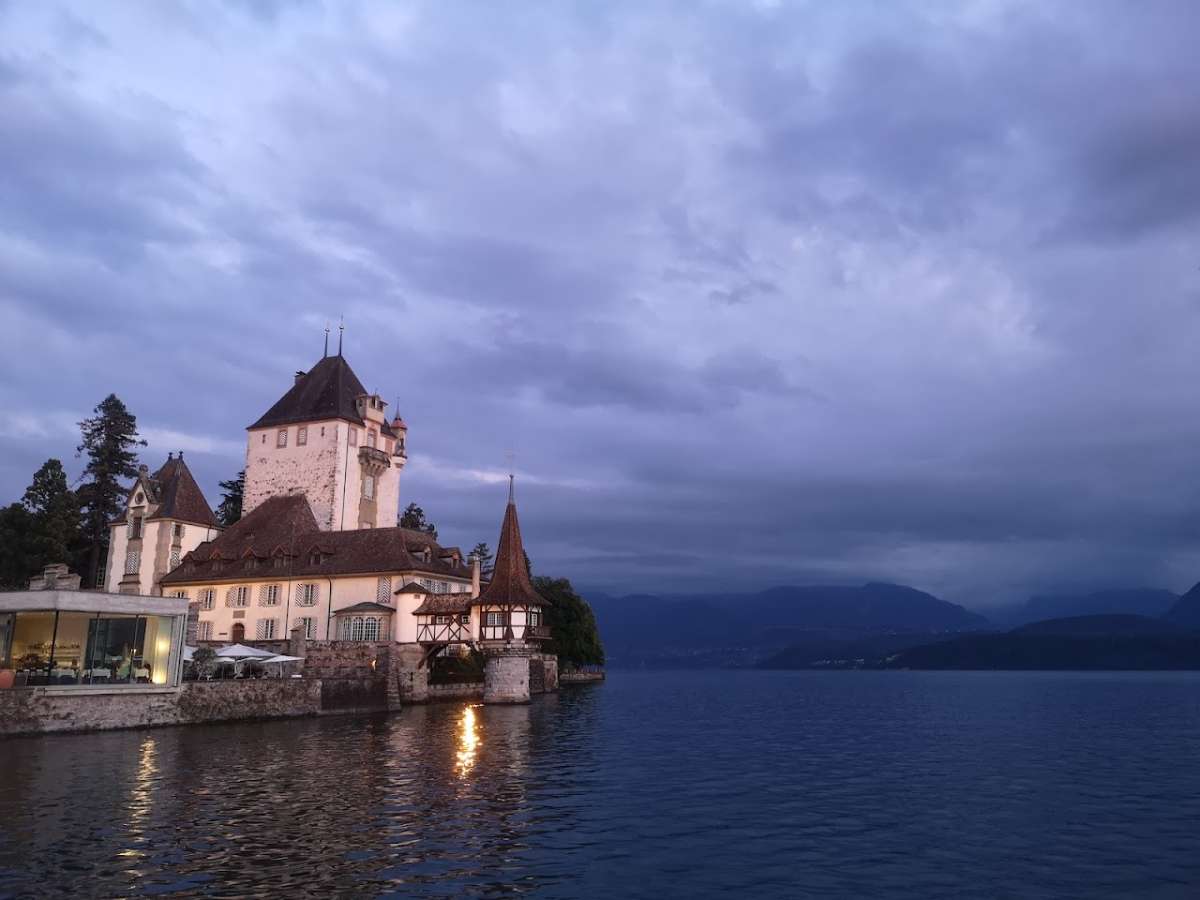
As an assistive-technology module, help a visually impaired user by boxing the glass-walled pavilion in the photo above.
[0,591,188,690]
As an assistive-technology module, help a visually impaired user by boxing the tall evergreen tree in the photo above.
[0,503,35,589]
[216,470,245,527]
[400,502,438,539]
[470,541,494,578]
[76,395,145,588]
[22,459,81,567]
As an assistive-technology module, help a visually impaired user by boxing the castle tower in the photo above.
[243,353,406,531]
[471,477,550,703]
[105,453,221,595]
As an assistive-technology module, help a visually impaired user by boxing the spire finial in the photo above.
[337,316,344,356]
[505,450,515,504]
[324,323,330,358]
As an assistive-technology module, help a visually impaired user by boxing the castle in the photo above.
[102,346,551,703]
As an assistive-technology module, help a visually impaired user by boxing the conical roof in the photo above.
[474,483,544,609]
[250,354,393,435]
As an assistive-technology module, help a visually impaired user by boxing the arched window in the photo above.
[363,617,380,641]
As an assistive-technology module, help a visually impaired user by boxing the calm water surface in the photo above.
[3,670,1200,898]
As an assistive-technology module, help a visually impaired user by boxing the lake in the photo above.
[3,670,1200,898]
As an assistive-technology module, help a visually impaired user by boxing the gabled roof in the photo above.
[472,481,544,610]
[113,454,219,528]
[249,354,395,437]
[161,495,473,585]
[395,581,432,595]
[334,601,395,615]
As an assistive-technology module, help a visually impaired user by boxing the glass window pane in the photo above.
[11,612,56,685]
[140,616,174,685]
[50,612,92,685]
[85,615,140,685]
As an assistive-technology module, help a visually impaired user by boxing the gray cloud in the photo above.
[3,0,1200,608]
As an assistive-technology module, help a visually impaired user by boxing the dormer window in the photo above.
[135,491,144,504]
[309,551,322,566]
[274,555,286,569]
[213,560,223,573]
[246,557,258,571]
[129,516,143,540]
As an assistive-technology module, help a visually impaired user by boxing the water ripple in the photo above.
[3,672,1200,897]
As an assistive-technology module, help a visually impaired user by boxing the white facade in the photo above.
[243,411,404,532]
[177,570,472,643]
[106,518,217,596]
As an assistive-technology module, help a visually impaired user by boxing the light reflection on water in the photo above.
[457,705,480,776]
[4,671,1200,898]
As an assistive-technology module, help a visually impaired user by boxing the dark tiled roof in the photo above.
[249,354,395,437]
[111,455,219,528]
[395,581,432,594]
[413,594,472,615]
[334,601,396,615]
[147,456,219,528]
[162,495,472,585]
[473,487,545,609]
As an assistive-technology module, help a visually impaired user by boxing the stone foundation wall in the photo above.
[427,682,483,702]
[484,651,531,704]
[0,680,322,737]
[301,641,399,711]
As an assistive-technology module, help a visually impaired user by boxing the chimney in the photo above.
[471,555,481,599]
[294,370,305,384]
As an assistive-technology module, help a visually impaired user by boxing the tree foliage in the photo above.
[76,394,145,588]
[0,503,36,589]
[400,502,438,539]
[22,459,81,568]
[470,542,494,578]
[216,470,245,527]
[533,575,605,667]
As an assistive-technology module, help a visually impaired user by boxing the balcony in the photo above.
[525,625,552,640]
[417,620,469,645]
[358,446,391,471]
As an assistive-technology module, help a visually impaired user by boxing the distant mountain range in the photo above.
[588,582,986,668]
[992,589,1179,626]
[587,581,1200,670]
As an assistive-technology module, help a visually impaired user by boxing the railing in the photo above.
[525,625,552,640]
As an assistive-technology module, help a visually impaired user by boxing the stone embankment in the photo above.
[0,679,322,737]
[561,670,605,685]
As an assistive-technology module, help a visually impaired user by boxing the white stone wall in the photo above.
[244,420,343,528]
[185,570,469,642]
[244,419,401,531]
[105,519,217,595]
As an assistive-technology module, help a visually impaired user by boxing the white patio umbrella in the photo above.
[261,654,305,678]
[182,645,196,662]
[213,643,276,659]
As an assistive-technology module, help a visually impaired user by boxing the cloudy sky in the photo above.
[3,1,1200,607]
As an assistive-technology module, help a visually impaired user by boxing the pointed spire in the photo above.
[324,323,330,358]
[474,480,542,613]
[508,473,515,505]
[337,316,344,356]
